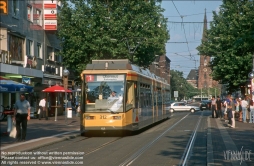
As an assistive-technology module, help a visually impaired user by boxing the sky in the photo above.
[161,0,223,78]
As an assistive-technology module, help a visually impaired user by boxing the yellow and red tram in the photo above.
[80,59,171,136]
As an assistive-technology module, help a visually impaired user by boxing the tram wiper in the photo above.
[107,109,119,114]
[96,108,119,114]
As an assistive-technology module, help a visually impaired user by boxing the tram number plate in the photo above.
[100,115,107,119]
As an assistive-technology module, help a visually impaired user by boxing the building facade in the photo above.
[197,11,218,90]
[0,0,70,114]
[186,69,198,88]
[149,55,171,85]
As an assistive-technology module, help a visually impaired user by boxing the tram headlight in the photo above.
[85,116,94,120]
[113,116,121,120]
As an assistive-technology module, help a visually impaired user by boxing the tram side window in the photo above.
[126,81,136,110]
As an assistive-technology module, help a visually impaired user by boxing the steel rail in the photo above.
[180,111,203,166]
[84,137,123,156]
[119,113,190,166]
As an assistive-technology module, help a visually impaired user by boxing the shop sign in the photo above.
[43,0,57,9]
[22,77,31,84]
[0,0,8,14]
[43,0,57,30]
[44,20,57,30]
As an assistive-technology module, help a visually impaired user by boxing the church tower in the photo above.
[198,9,213,89]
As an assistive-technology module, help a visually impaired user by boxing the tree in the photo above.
[170,70,199,100]
[57,0,169,74]
[197,0,254,92]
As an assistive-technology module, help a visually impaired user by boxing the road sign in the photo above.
[64,99,68,103]
[174,91,178,98]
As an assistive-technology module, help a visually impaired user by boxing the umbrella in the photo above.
[42,85,72,92]
[0,77,33,93]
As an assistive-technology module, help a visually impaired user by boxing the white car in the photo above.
[165,102,200,113]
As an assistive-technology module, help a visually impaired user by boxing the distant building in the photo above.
[149,55,171,84]
[186,69,198,88]
[197,10,218,90]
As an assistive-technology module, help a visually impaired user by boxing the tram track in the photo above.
[179,111,203,166]
[119,113,191,166]
[84,137,123,156]
[118,111,204,166]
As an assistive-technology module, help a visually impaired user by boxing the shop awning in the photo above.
[0,77,33,93]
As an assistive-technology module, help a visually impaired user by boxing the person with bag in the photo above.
[13,93,31,142]
[39,97,46,120]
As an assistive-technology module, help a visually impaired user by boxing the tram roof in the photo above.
[84,59,167,83]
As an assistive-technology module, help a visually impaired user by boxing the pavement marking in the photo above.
[215,119,247,166]
[0,129,80,151]
[207,116,214,166]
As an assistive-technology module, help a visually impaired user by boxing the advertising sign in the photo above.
[44,20,57,30]
[0,0,7,14]
[43,0,57,30]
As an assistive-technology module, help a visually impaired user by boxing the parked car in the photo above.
[200,100,211,111]
[165,102,200,113]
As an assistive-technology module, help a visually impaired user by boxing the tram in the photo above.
[80,59,171,136]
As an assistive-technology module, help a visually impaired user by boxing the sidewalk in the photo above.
[207,116,254,166]
[0,114,80,152]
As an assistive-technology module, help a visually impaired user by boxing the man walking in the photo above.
[13,94,31,142]
[39,97,46,120]
[216,96,223,119]
[211,96,217,118]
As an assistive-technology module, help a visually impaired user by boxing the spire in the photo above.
[202,8,207,42]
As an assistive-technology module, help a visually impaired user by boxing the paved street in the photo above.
[1,111,254,165]
[0,114,80,152]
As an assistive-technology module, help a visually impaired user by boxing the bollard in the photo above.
[55,107,58,121]
[7,115,12,133]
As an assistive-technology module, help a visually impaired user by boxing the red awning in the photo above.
[42,85,72,92]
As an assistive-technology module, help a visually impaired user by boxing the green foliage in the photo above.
[170,70,199,100]
[197,0,254,91]
[57,0,169,74]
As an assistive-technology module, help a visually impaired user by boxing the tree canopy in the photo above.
[197,0,254,91]
[170,70,200,100]
[57,0,169,75]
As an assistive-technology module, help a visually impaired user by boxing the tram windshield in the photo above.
[85,74,125,113]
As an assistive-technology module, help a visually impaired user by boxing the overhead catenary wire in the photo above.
[165,11,212,18]
[171,0,193,60]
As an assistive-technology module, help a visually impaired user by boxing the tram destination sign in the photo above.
[97,75,124,81]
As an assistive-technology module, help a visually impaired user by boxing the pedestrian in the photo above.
[249,99,254,123]
[230,96,236,128]
[246,95,251,121]
[216,96,223,119]
[226,95,234,127]
[211,96,217,118]
[241,96,249,123]
[38,97,46,120]
[223,98,228,122]
[13,93,31,142]
[238,98,243,122]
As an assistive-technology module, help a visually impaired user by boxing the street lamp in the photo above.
[63,68,69,123]
[46,80,52,120]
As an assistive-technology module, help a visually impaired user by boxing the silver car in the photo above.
[165,102,200,113]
